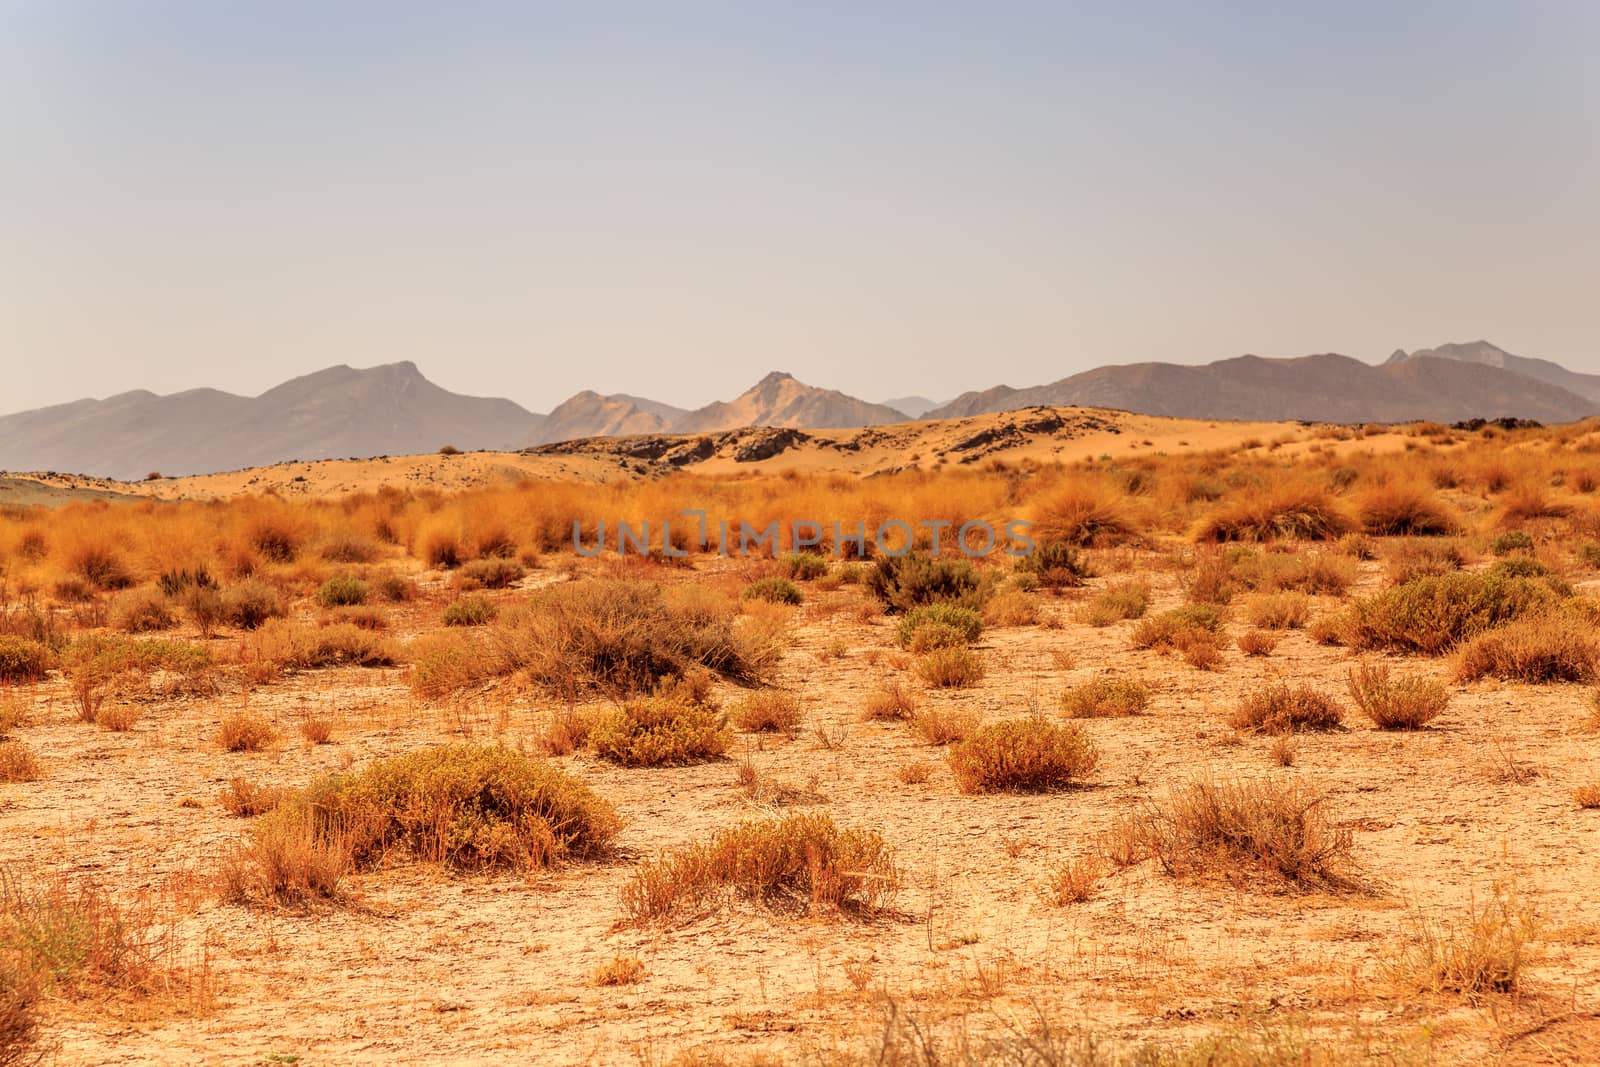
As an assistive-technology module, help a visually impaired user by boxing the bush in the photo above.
[1237,630,1279,656]
[442,594,497,627]
[862,681,918,721]
[742,577,802,605]
[1357,484,1458,536]
[1243,592,1310,630]
[589,687,730,766]
[112,588,176,633]
[731,691,802,734]
[914,646,985,688]
[1454,614,1600,684]
[1193,487,1354,543]
[315,576,369,608]
[1060,676,1149,718]
[1230,683,1344,734]
[1491,530,1535,556]
[1346,663,1448,729]
[782,553,828,581]
[948,719,1098,793]
[458,557,525,590]
[376,574,417,602]
[1383,538,1468,584]
[184,587,225,638]
[253,620,399,671]
[0,741,42,783]
[620,813,899,924]
[1077,580,1150,626]
[908,707,977,745]
[1,956,40,1067]
[1109,778,1357,889]
[868,554,988,612]
[1342,572,1554,655]
[1014,542,1091,590]
[318,533,380,564]
[1030,483,1140,547]
[895,604,982,649]
[981,588,1038,627]
[222,580,288,630]
[217,710,277,752]
[1389,882,1536,996]
[1131,606,1223,650]
[0,638,52,685]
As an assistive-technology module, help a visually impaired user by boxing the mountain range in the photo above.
[0,340,1593,480]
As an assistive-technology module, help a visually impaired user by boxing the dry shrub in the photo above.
[1193,486,1354,543]
[1346,663,1448,729]
[217,710,277,752]
[1498,486,1571,525]
[1230,683,1344,734]
[1044,856,1104,905]
[94,705,140,733]
[592,956,646,987]
[0,743,42,784]
[895,761,932,785]
[862,681,918,722]
[1236,549,1356,597]
[1030,481,1141,547]
[1573,783,1600,809]
[868,554,989,612]
[458,557,525,590]
[1077,580,1150,626]
[1454,614,1600,683]
[895,604,983,649]
[1357,484,1458,535]
[1059,676,1149,718]
[731,690,802,734]
[299,718,333,745]
[221,579,287,630]
[1014,542,1091,590]
[536,705,598,756]
[442,594,496,627]
[218,778,286,817]
[589,686,730,766]
[914,647,985,688]
[318,531,379,564]
[220,805,352,906]
[1382,538,1468,584]
[1237,630,1278,656]
[252,619,399,672]
[619,812,899,925]
[1108,778,1357,890]
[0,955,40,1067]
[948,719,1098,794]
[1342,571,1553,655]
[1131,605,1223,651]
[1269,735,1298,767]
[908,707,978,745]
[1244,592,1310,630]
[1182,549,1238,604]
[1389,882,1537,997]
[981,588,1038,627]
[111,588,175,633]
[0,639,51,686]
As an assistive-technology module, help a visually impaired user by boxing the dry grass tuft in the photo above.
[1244,592,1310,630]
[1193,486,1354,543]
[1357,484,1458,535]
[914,647,985,688]
[1389,882,1537,998]
[1030,482,1142,547]
[907,707,978,746]
[217,711,278,752]
[619,812,899,925]
[948,719,1098,794]
[1574,782,1600,809]
[1454,614,1600,684]
[1076,580,1150,626]
[731,691,802,734]
[1230,683,1344,734]
[1043,856,1104,905]
[1237,630,1279,657]
[1059,676,1149,718]
[1342,571,1554,655]
[861,681,918,722]
[218,778,286,817]
[592,956,646,987]
[1346,663,1448,729]
[589,686,730,766]
[0,743,42,784]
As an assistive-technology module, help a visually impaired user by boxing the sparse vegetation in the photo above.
[1230,683,1344,734]
[914,646,985,688]
[588,685,730,765]
[1060,676,1149,718]
[1346,663,1449,729]
[948,719,1098,793]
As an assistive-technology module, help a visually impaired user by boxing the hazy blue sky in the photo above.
[3,1,1597,414]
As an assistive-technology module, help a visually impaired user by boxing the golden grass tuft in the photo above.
[1076,579,1150,626]
[1236,629,1278,656]
[1243,592,1310,630]
[1356,483,1458,536]
[1029,481,1142,547]
[1043,856,1104,906]
[0,742,42,784]
[619,812,899,925]
[217,710,278,752]
[1230,682,1344,734]
[948,718,1098,794]
[861,681,918,722]
[1388,882,1537,998]
[730,690,802,734]
[907,707,978,746]
[592,956,646,987]
[1193,486,1354,543]
[589,686,730,766]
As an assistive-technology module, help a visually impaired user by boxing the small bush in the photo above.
[1454,614,1600,684]
[219,778,286,817]
[1237,630,1278,656]
[862,681,918,722]
[868,554,988,612]
[1131,606,1223,650]
[217,711,277,752]
[1230,683,1344,734]
[222,580,288,630]
[589,688,730,766]
[1109,778,1356,890]
[0,638,52,685]
[1244,592,1310,630]
[1491,530,1535,556]
[981,588,1038,627]
[592,956,646,987]
[315,576,369,608]
[318,533,379,564]
[184,587,225,638]
[1382,538,1468,584]
[743,577,802,605]
[1342,572,1554,655]
[948,719,1098,793]
[914,647,985,688]
[299,718,333,745]
[1194,487,1354,543]
[1045,856,1104,905]
[459,557,525,590]
[895,604,982,649]
[1575,783,1600,809]
[783,553,828,581]
[1060,676,1149,718]
[1389,882,1537,996]
[1077,580,1150,626]
[908,707,978,745]
[0,741,43,783]
[619,812,899,924]
[253,620,398,671]
[112,588,176,633]
[732,691,802,734]
[1347,663,1449,729]
[94,705,140,732]
[1357,484,1457,536]
[1013,542,1091,590]
[376,574,416,602]
[442,594,497,627]
[1030,483,1140,547]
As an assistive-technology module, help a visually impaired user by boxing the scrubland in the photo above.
[3,418,1600,1064]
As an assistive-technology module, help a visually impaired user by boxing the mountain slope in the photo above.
[1387,340,1600,405]
[670,372,908,434]
[526,391,679,446]
[0,362,544,479]
[926,351,1597,424]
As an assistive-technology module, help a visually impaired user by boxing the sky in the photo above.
[3,1,1598,416]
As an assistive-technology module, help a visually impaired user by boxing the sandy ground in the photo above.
[4,552,1599,1065]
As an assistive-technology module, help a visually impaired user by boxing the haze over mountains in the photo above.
[0,341,1593,480]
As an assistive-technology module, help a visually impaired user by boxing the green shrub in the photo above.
[222,579,288,630]
[948,719,1098,793]
[443,594,497,627]
[459,557,525,590]
[782,553,829,581]
[1342,572,1555,655]
[868,554,988,612]
[1014,542,1091,589]
[742,576,802,605]
[1060,676,1149,718]
[0,637,54,684]
[589,689,730,766]
[315,576,369,608]
[895,604,983,649]
[1491,530,1535,556]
